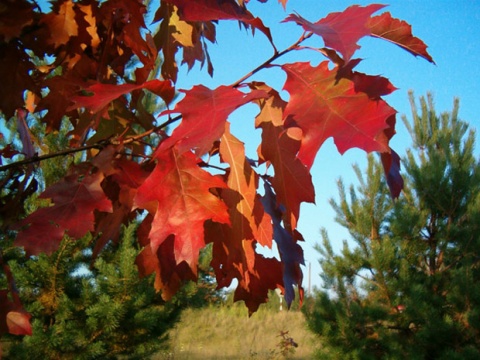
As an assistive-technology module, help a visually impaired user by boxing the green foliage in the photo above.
[304,93,480,359]
[5,225,181,359]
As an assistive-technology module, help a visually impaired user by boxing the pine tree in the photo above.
[304,92,480,359]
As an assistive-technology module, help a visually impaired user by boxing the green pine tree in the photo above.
[5,225,181,360]
[304,92,480,359]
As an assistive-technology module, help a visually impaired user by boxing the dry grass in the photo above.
[154,304,319,359]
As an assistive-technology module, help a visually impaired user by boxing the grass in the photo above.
[154,303,319,359]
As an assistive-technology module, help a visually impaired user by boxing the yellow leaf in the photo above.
[170,8,193,47]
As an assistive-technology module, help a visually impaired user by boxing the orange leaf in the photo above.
[220,122,273,247]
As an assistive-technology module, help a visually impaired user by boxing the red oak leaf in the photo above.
[40,0,78,48]
[233,254,285,315]
[367,12,434,63]
[253,84,315,231]
[205,219,284,315]
[15,168,112,255]
[136,215,196,299]
[91,147,151,258]
[282,61,396,168]
[158,85,266,156]
[164,0,275,49]
[134,147,230,269]
[219,122,272,247]
[283,4,385,61]
[68,79,175,113]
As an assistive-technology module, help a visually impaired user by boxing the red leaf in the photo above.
[136,227,196,299]
[367,12,434,63]
[6,311,32,336]
[282,61,395,168]
[254,84,315,231]
[68,79,175,113]
[205,220,284,315]
[164,0,275,48]
[0,290,32,336]
[134,147,230,269]
[381,149,403,199]
[158,85,267,156]
[15,168,112,255]
[284,4,385,61]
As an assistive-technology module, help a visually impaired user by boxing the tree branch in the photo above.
[0,33,313,173]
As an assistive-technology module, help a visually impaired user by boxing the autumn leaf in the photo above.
[40,0,78,48]
[367,12,434,63]
[164,0,275,49]
[6,311,32,336]
[0,291,32,336]
[253,84,315,231]
[136,216,196,299]
[158,85,267,156]
[219,122,273,247]
[134,147,230,269]
[282,61,395,168]
[15,168,112,255]
[0,44,37,118]
[68,79,175,113]
[261,181,304,307]
[284,4,385,61]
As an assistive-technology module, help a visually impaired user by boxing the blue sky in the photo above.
[173,0,480,291]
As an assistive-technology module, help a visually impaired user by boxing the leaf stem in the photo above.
[232,32,313,87]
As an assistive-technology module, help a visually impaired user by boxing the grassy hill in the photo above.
[155,302,319,359]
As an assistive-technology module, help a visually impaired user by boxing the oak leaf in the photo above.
[261,182,304,307]
[158,85,266,156]
[282,61,396,168]
[68,79,175,113]
[254,85,315,231]
[40,0,78,49]
[219,122,273,247]
[367,12,434,63]
[165,0,275,48]
[15,168,112,255]
[284,4,385,61]
[134,147,230,269]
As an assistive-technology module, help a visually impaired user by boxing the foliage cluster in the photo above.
[304,93,480,359]
[1,0,433,338]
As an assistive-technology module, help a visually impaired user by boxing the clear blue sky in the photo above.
[173,0,480,291]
